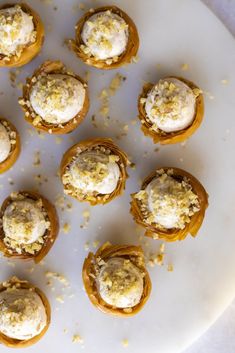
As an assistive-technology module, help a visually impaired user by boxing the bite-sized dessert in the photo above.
[60,138,129,205]
[83,242,151,316]
[131,167,208,241]
[0,3,44,67]
[0,117,20,173]
[19,60,89,134]
[0,277,50,348]
[69,6,139,69]
[0,191,59,262]
[138,76,204,144]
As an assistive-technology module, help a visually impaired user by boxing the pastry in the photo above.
[131,167,208,241]
[60,138,128,205]
[0,276,50,348]
[0,117,20,174]
[69,6,139,69]
[0,3,44,67]
[138,76,204,144]
[0,191,59,262]
[19,60,89,134]
[82,242,151,316]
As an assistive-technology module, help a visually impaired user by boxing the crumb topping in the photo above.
[135,169,200,230]
[0,284,47,340]
[0,5,36,59]
[29,73,86,125]
[96,257,144,308]
[62,145,120,197]
[1,193,50,255]
[80,10,129,63]
[144,78,199,133]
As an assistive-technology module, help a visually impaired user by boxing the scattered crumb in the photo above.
[181,63,189,71]
[122,339,129,348]
[45,271,69,286]
[221,79,229,85]
[92,239,100,249]
[72,334,84,344]
[80,209,90,229]
[84,241,90,251]
[167,264,174,272]
[33,151,41,167]
[79,3,86,10]
[63,328,68,334]
[56,295,65,304]
[62,222,71,234]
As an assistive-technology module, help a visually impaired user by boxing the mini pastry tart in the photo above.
[0,276,50,348]
[0,3,44,68]
[0,117,20,174]
[131,167,208,242]
[69,6,139,69]
[138,76,204,144]
[60,138,129,205]
[19,60,89,134]
[82,242,151,316]
[0,191,59,262]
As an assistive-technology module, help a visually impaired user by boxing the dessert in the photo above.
[69,6,139,69]
[0,277,50,348]
[0,3,44,67]
[0,117,20,173]
[19,60,89,134]
[60,138,128,205]
[138,76,204,144]
[0,191,59,262]
[82,242,151,316]
[131,167,208,241]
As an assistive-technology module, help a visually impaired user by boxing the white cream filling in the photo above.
[0,288,47,340]
[29,74,86,125]
[81,10,129,60]
[3,199,47,245]
[0,5,35,57]
[97,257,144,308]
[0,123,11,163]
[68,151,120,194]
[145,77,196,133]
[146,175,181,229]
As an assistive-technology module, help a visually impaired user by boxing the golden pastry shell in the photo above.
[19,60,90,134]
[0,117,21,174]
[60,137,129,205]
[82,242,152,317]
[138,77,204,144]
[0,190,59,263]
[0,276,50,348]
[69,5,139,70]
[0,3,44,68]
[130,167,209,242]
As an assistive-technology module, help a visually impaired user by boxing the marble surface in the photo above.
[185,1,235,353]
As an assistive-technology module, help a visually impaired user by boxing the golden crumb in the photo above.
[92,239,100,249]
[122,339,129,347]
[221,79,229,85]
[167,264,174,272]
[181,63,189,71]
[45,271,69,286]
[84,241,90,251]
[33,151,41,166]
[72,334,84,344]
[62,222,71,234]
[56,295,64,304]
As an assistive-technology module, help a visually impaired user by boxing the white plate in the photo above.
[0,1,235,352]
